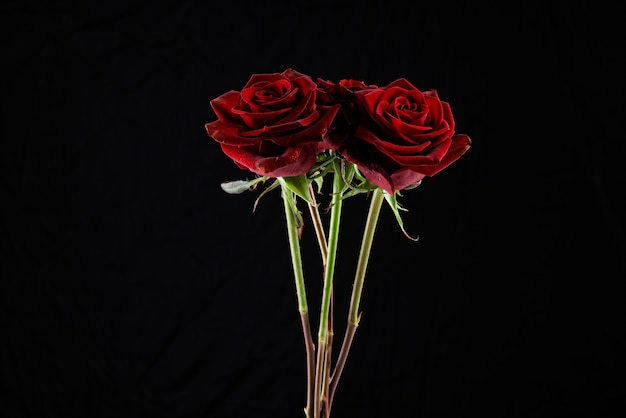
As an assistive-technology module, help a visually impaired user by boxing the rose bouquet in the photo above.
[205,68,471,418]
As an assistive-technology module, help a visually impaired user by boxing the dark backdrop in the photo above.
[1,1,624,417]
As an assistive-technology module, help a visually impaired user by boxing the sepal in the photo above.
[383,191,419,241]
[279,181,305,232]
[279,175,314,204]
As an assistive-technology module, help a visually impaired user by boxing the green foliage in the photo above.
[220,176,267,194]
[219,151,421,242]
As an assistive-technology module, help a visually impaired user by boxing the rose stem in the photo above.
[306,185,330,418]
[307,184,328,267]
[314,165,344,418]
[324,292,334,418]
[307,185,334,417]
[302,185,334,416]
[328,187,384,412]
[281,186,314,418]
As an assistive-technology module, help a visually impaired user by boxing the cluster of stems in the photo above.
[281,164,385,418]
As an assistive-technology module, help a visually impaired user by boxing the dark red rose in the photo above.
[316,78,379,102]
[316,78,378,151]
[340,78,471,194]
[206,68,340,177]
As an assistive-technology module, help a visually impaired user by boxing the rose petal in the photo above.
[219,143,317,177]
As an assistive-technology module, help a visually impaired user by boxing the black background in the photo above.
[2,1,625,417]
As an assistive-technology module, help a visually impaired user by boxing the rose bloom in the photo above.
[206,68,339,177]
[316,77,378,151]
[328,78,472,194]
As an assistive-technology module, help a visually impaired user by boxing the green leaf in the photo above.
[279,175,313,204]
[220,177,266,194]
[384,191,419,241]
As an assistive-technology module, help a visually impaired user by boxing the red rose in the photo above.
[316,78,378,150]
[337,78,471,194]
[206,68,340,177]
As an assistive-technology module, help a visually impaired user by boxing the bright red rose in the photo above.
[340,78,471,194]
[206,68,340,178]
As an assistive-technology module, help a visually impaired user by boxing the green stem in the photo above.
[282,186,309,313]
[314,166,344,418]
[307,185,333,417]
[281,186,314,418]
[347,188,384,323]
[328,188,385,410]
[319,166,343,347]
[307,184,328,267]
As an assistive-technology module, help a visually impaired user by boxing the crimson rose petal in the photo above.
[341,78,471,193]
[206,68,340,177]
[220,143,318,178]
